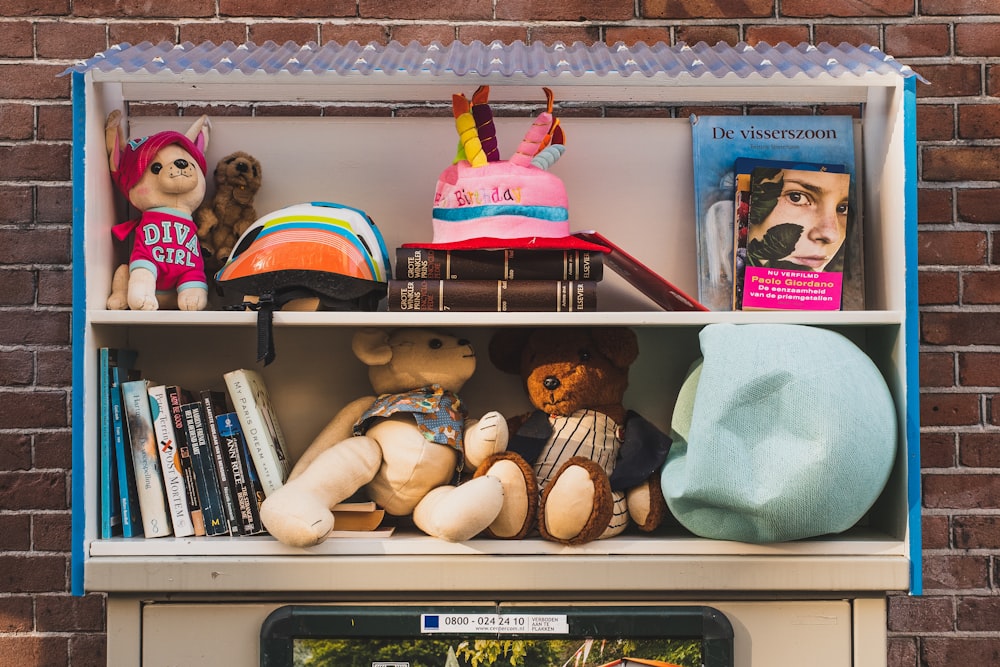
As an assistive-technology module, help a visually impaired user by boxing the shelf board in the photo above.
[88,309,906,328]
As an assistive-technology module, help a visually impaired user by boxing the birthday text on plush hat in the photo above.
[446,185,523,207]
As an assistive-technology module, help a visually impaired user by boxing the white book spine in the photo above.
[147,385,195,538]
[120,380,172,538]
[223,369,290,496]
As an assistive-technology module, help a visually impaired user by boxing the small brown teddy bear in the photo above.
[195,150,263,265]
[475,327,672,545]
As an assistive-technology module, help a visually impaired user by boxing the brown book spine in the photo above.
[386,279,598,312]
[395,247,603,281]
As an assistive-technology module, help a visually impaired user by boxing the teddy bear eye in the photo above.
[428,338,443,349]
[150,162,163,174]
[578,349,591,362]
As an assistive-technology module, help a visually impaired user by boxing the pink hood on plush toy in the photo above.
[111,130,207,203]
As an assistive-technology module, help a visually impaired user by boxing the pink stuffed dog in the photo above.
[105,110,211,311]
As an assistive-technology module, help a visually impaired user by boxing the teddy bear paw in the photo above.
[538,456,614,545]
[463,410,509,468]
[177,286,208,311]
[259,494,336,547]
[412,478,505,542]
[475,452,537,539]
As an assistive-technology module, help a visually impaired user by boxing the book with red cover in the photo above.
[386,279,597,312]
[572,231,707,312]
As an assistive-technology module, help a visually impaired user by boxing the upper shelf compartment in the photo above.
[65,39,922,104]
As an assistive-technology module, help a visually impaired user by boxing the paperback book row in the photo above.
[690,114,864,312]
[98,349,386,539]
[388,231,705,313]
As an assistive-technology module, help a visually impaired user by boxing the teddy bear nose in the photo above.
[543,376,561,390]
[173,158,190,169]
[236,161,249,173]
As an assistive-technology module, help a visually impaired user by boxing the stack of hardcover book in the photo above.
[97,351,389,539]
[386,245,604,312]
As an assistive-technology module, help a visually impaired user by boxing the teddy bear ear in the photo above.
[592,327,639,369]
[488,328,535,374]
[352,328,393,366]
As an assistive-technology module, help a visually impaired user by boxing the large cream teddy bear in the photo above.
[260,328,510,547]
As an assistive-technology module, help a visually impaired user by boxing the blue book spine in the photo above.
[111,363,142,537]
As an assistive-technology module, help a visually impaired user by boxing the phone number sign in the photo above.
[421,614,569,634]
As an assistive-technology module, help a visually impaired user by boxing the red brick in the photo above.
[990,64,1000,97]
[0,432,31,470]
[917,104,954,141]
[321,24,389,45]
[0,21,34,57]
[959,352,1000,386]
[814,24,880,47]
[0,103,34,140]
[924,312,1000,346]
[918,271,959,305]
[0,471,69,510]
[36,349,72,387]
[957,597,1000,631]
[389,24,459,46]
[37,106,72,142]
[642,0,772,19]
[456,25,529,45]
[922,431,956,468]
[0,554,67,593]
[361,0,491,20]
[918,187,954,224]
[920,554,990,590]
[674,25,741,46]
[36,22,106,59]
[109,22,179,47]
[0,185,32,223]
[75,0,214,18]
[963,272,1000,304]
[923,514,950,549]
[960,432,1000,468]
[35,595,104,632]
[178,22,250,46]
[922,637,1000,667]
[888,636,917,667]
[0,311,69,346]
[954,515,1000,548]
[33,512,72,552]
[921,0,1000,13]
[226,0,356,17]
[959,104,1000,140]
[920,392,981,427]
[958,188,1000,224]
[0,1,69,15]
[915,64,982,98]
[924,473,1000,510]
[0,63,70,100]
[526,26,601,45]
[32,431,71,470]
[0,596,33,632]
[0,636,68,667]
[501,0,634,20]
[0,391,68,428]
[887,594,955,632]
[37,270,70,306]
[924,146,1000,182]
[248,23,321,46]
[782,0,912,17]
[745,25,810,46]
[0,144,70,180]
[0,514,31,551]
[605,26,674,45]
[0,270,34,305]
[886,24,951,57]
[956,23,1000,57]
[0,228,70,263]
[922,351,955,387]
[69,633,107,667]
[918,231,987,265]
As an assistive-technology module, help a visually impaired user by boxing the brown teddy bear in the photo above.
[475,327,672,545]
[259,328,510,547]
[195,150,263,265]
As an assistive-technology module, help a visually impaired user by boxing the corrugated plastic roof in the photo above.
[63,40,923,81]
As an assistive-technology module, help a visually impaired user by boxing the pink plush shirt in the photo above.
[112,207,206,293]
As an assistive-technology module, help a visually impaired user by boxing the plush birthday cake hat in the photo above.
[415,86,605,252]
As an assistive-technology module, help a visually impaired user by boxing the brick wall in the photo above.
[0,2,996,665]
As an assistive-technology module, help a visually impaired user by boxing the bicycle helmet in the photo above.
[216,201,391,364]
